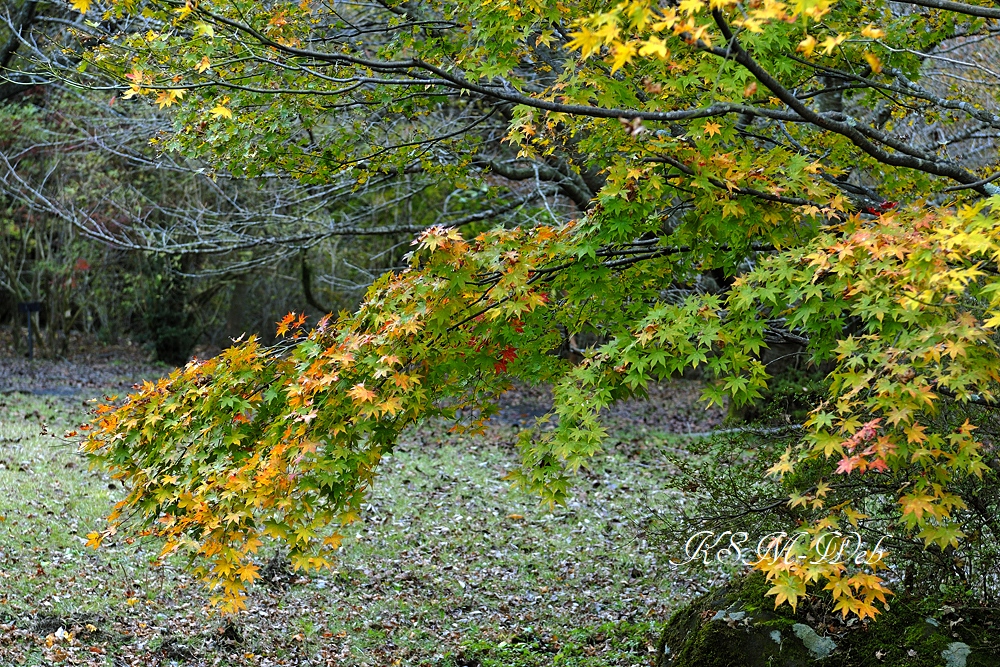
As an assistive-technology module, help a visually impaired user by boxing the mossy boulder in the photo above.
[656,573,999,667]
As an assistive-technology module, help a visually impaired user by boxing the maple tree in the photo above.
[71,0,1000,618]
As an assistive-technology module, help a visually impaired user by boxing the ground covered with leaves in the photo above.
[0,348,726,667]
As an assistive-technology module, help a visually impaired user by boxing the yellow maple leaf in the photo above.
[237,562,261,583]
[824,575,853,600]
[174,0,196,21]
[71,0,91,13]
[196,56,211,73]
[652,8,678,31]
[210,105,234,119]
[638,36,669,59]
[861,24,884,39]
[900,493,936,522]
[155,88,186,109]
[863,52,882,74]
[703,120,721,137]
[382,396,405,416]
[843,506,868,527]
[737,16,764,33]
[834,595,879,620]
[820,34,847,55]
[766,448,795,478]
[566,27,601,59]
[797,34,817,56]
[610,41,637,72]
[678,0,705,14]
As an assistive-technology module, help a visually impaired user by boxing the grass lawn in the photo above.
[0,386,718,666]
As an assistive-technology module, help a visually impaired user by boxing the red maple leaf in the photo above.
[867,458,889,473]
[836,455,865,475]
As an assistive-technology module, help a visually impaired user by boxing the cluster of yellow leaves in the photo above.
[749,199,1000,618]
[565,0,858,72]
[755,527,892,620]
[154,88,186,108]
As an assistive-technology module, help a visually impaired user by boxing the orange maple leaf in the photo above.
[347,383,377,403]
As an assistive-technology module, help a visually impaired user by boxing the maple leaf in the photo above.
[236,563,260,583]
[610,42,637,72]
[155,89,186,108]
[174,0,196,20]
[867,458,889,473]
[824,575,853,600]
[899,493,936,524]
[678,0,706,14]
[835,454,864,475]
[767,573,806,611]
[276,312,296,337]
[378,396,403,416]
[797,34,817,56]
[834,595,879,620]
[863,52,883,74]
[347,383,376,403]
[918,523,965,549]
[788,492,810,509]
[71,0,91,13]
[905,422,928,444]
[210,105,234,119]
[842,506,868,527]
[392,372,415,390]
[703,121,721,137]
[766,449,795,478]
[819,34,847,55]
[379,354,401,367]
[861,24,885,39]
[638,36,669,59]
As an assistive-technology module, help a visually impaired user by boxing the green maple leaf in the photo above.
[917,523,965,550]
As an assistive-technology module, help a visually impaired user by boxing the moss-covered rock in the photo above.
[656,574,1000,667]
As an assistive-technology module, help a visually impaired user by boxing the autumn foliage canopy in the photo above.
[73,0,1000,617]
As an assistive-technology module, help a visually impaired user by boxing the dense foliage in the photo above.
[71,0,1000,618]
